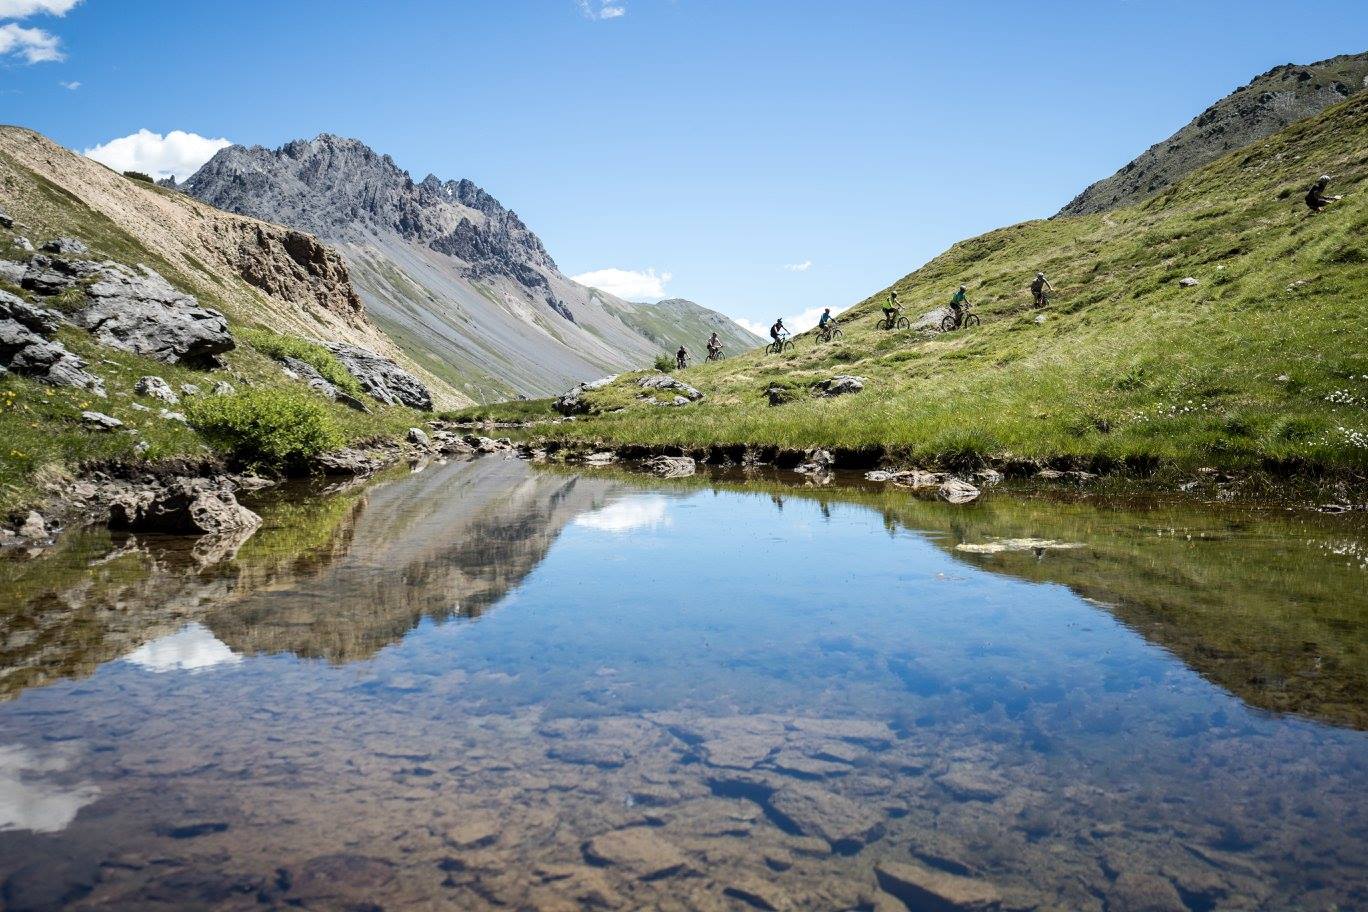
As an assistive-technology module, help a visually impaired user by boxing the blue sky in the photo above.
[2,0,1366,331]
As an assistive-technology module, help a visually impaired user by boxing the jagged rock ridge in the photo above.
[1059,51,1368,216]
[182,135,762,401]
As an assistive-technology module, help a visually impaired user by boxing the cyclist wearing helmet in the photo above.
[707,331,722,355]
[1030,272,1053,307]
[948,285,969,324]
[770,318,786,342]
[883,290,901,325]
[1306,175,1341,213]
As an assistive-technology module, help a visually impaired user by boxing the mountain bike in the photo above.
[676,355,691,369]
[767,334,795,354]
[706,347,724,362]
[940,307,980,332]
[815,322,843,343]
[876,312,910,331]
[1032,289,1049,308]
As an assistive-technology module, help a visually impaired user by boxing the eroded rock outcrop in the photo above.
[323,342,432,411]
[0,289,106,394]
[76,263,234,366]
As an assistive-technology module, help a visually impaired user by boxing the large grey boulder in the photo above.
[554,375,618,415]
[134,375,179,404]
[0,259,25,285]
[81,410,123,431]
[637,374,702,400]
[75,264,234,366]
[816,375,865,397]
[19,253,100,296]
[0,290,105,395]
[0,206,12,229]
[323,342,432,410]
[41,237,90,256]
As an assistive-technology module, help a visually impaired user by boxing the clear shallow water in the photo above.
[0,458,1365,910]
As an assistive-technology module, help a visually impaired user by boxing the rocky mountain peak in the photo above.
[1058,50,1368,216]
[184,135,559,289]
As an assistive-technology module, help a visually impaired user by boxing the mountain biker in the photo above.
[948,285,969,327]
[770,318,787,342]
[676,345,689,369]
[1030,272,1053,307]
[819,308,834,328]
[707,331,722,355]
[1306,175,1341,213]
[883,290,901,325]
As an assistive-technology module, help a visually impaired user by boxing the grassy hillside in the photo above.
[534,94,1368,475]
[595,295,764,359]
[0,152,424,514]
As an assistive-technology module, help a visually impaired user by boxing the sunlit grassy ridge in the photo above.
[537,95,1368,473]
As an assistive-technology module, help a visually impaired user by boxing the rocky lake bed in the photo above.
[0,454,1364,910]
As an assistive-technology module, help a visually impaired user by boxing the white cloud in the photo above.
[123,623,241,673]
[783,260,813,272]
[736,304,849,337]
[0,22,61,62]
[0,745,99,834]
[577,0,626,19]
[83,129,233,183]
[571,266,672,302]
[574,496,670,533]
[0,0,82,16]
[58,78,78,89]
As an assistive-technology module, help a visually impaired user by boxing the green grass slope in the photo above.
[542,94,1368,474]
[0,159,424,514]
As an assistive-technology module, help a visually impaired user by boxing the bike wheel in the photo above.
[830,328,844,340]
[964,313,980,328]
[895,317,909,330]
[875,318,888,331]
[940,314,957,333]
[783,340,795,352]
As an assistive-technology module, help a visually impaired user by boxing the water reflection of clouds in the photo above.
[0,745,99,834]
[123,622,242,673]
[574,496,671,533]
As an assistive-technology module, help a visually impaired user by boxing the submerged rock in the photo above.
[938,479,982,504]
[874,860,1002,911]
[766,782,881,850]
[582,827,688,879]
[1105,872,1187,912]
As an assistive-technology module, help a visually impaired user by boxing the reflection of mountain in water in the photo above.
[688,475,1368,731]
[208,459,622,662]
[0,460,627,699]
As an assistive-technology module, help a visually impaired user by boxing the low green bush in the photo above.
[123,171,155,183]
[240,327,364,397]
[185,387,342,469]
[653,354,675,373]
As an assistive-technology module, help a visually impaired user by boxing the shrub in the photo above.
[123,170,155,183]
[653,353,675,373]
[185,387,342,469]
[241,327,365,398]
